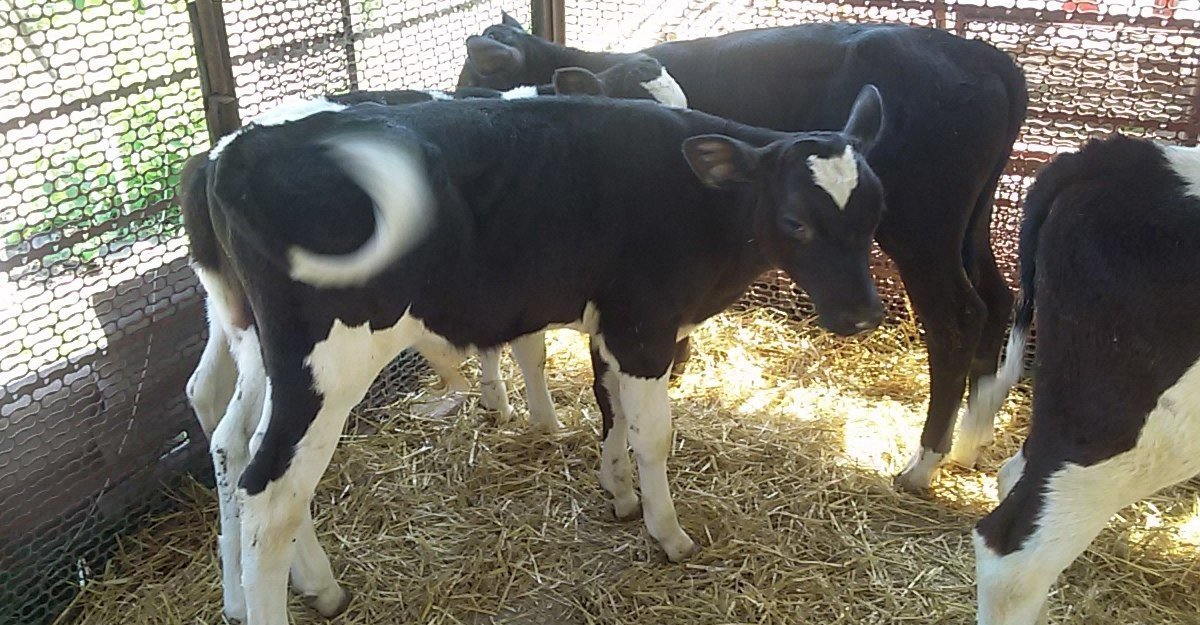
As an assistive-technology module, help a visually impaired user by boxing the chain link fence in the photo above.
[2,1,1198,623]
[0,2,526,623]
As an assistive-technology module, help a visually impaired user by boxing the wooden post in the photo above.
[338,0,360,91]
[532,0,566,44]
[187,0,241,145]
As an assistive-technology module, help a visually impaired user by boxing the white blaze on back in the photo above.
[807,145,859,210]
[501,85,540,100]
[1162,143,1200,199]
[639,68,688,108]
[210,96,347,160]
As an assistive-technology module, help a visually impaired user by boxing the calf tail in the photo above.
[286,134,435,287]
[209,125,435,289]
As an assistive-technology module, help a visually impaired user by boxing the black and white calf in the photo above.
[187,89,885,624]
[460,14,1029,490]
[186,69,686,443]
[969,135,1200,624]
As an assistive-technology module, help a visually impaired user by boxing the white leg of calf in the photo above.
[187,310,238,439]
[511,332,559,431]
[413,336,470,393]
[896,447,946,492]
[617,372,698,562]
[241,317,417,625]
[597,367,639,520]
[478,348,514,418]
[997,448,1026,501]
[289,508,348,617]
[209,330,268,623]
[954,332,1026,468]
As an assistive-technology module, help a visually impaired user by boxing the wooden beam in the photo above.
[187,0,241,145]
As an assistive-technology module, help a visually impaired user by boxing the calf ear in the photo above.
[843,84,883,154]
[501,11,526,31]
[552,67,605,96]
[466,36,525,75]
[682,135,760,188]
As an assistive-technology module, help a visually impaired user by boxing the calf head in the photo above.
[552,56,687,107]
[683,85,887,336]
[460,12,561,90]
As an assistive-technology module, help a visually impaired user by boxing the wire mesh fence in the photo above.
[0,2,525,623]
[2,0,1198,623]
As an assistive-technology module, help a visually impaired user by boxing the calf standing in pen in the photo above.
[968,135,1200,624]
[187,89,885,625]
[185,65,686,444]
[460,14,1029,490]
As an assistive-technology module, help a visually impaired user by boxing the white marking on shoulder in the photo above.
[427,90,453,101]
[288,134,434,288]
[501,85,539,100]
[807,146,859,210]
[1162,143,1200,199]
[210,97,348,160]
[639,68,688,108]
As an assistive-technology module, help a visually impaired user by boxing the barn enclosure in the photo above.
[1,1,1199,624]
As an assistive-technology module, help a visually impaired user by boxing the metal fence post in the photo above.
[532,0,566,43]
[187,0,241,145]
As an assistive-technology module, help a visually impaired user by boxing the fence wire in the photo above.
[0,2,526,624]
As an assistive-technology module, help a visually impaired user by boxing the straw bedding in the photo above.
[60,308,1200,625]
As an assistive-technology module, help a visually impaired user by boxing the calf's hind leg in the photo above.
[239,318,419,625]
[975,363,1200,624]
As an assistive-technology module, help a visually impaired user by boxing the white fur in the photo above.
[807,146,859,210]
[427,90,453,101]
[616,370,697,561]
[210,97,347,159]
[596,355,640,520]
[288,135,434,288]
[997,448,1026,501]
[477,348,514,418]
[510,332,559,430]
[952,329,1028,466]
[501,85,540,100]
[896,447,946,491]
[1162,143,1200,199]
[187,293,237,438]
[975,354,1200,625]
[639,68,688,108]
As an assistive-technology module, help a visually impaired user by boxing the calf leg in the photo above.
[187,307,238,439]
[511,332,559,431]
[209,329,267,622]
[239,318,418,625]
[590,344,640,520]
[669,336,692,382]
[952,242,1015,467]
[976,373,1200,625]
[413,336,470,393]
[289,508,350,616]
[892,258,987,491]
[478,348,515,418]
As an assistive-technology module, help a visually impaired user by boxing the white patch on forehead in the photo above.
[427,90,453,100]
[1162,143,1200,199]
[806,146,859,210]
[501,85,539,100]
[639,68,688,108]
[210,96,347,160]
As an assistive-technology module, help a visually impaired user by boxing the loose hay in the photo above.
[60,309,1200,625]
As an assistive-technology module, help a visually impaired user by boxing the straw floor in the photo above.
[61,308,1200,625]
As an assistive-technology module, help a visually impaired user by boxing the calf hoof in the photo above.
[611,499,643,522]
[308,587,352,619]
[527,411,562,433]
[223,604,248,623]
[947,442,985,469]
[893,448,944,494]
[661,535,701,563]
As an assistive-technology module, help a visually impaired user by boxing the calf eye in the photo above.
[783,216,813,242]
